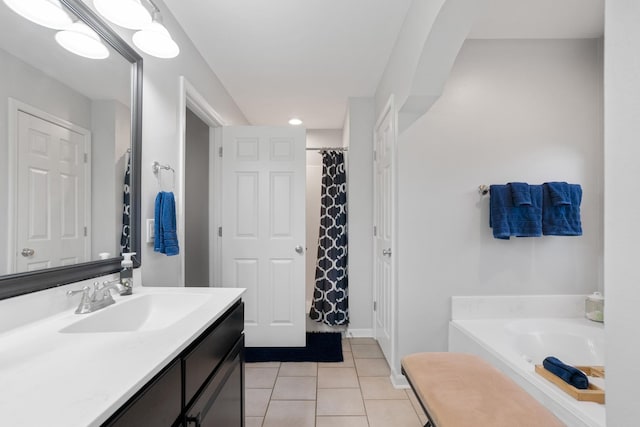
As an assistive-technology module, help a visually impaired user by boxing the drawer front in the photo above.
[103,359,181,427]
[184,302,244,404]
[185,337,244,427]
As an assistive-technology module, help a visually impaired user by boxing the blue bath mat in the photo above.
[245,332,343,363]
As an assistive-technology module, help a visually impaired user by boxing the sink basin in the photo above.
[60,293,210,333]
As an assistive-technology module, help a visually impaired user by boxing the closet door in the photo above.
[221,126,306,347]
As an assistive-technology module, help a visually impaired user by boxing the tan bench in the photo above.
[401,352,565,427]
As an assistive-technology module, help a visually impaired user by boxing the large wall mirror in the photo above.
[0,0,142,299]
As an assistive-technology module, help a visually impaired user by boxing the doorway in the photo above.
[184,108,210,286]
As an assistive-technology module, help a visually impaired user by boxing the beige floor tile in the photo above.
[359,377,408,399]
[354,358,390,377]
[317,388,366,416]
[405,389,428,424]
[316,416,370,427]
[271,376,317,400]
[365,399,422,427]
[263,400,315,427]
[319,350,354,368]
[245,388,272,417]
[278,362,318,376]
[342,338,352,351]
[349,337,377,345]
[247,361,281,368]
[318,367,360,388]
[351,344,384,359]
[245,416,264,427]
[245,367,279,388]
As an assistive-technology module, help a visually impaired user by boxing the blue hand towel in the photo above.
[542,183,582,236]
[509,182,532,206]
[543,356,589,389]
[161,192,179,256]
[153,192,179,256]
[546,181,572,206]
[490,184,542,239]
[153,192,165,253]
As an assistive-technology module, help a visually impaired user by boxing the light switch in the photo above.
[146,219,155,243]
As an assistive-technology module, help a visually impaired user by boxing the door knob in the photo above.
[21,248,35,257]
[382,248,392,257]
[295,245,304,254]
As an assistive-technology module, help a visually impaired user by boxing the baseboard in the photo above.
[390,367,409,388]
[345,328,373,338]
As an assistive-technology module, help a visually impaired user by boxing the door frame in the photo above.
[372,94,399,382]
[7,98,92,273]
[177,76,227,287]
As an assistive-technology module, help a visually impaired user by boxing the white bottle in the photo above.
[120,252,136,295]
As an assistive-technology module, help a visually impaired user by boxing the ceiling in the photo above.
[165,0,604,130]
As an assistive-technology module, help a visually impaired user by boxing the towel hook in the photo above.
[478,185,490,196]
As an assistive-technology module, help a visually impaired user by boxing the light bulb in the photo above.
[3,0,73,30]
[55,22,110,59]
[133,21,180,59]
[288,118,303,126]
[93,0,151,30]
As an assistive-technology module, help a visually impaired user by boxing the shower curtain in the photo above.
[309,151,349,326]
[120,152,131,253]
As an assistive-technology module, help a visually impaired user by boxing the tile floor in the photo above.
[245,337,428,427]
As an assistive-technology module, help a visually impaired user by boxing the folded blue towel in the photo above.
[542,183,582,236]
[543,356,589,389]
[509,182,532,206]
[153,191,179,256]
[153,192,164,253]
[546,181,572,206]
[490,184,542,239]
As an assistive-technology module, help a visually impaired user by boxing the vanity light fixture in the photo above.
[93,0,151,30]
[55,21,110,59]
[132,10,180,59]
[3,0,73,30]
[288,118,303,126]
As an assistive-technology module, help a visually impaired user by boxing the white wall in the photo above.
[395,39,603,375]
[343,98,376,332]
[604,1,640,424]
[102,0,250,285]
[305,129,344,308]
[0,48,92,274]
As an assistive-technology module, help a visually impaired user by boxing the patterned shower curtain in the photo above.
[120,152,131,254]
[309,151,348,326]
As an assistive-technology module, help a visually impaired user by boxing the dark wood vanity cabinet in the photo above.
[103,301,244,427]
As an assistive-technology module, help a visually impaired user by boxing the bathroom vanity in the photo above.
[0,286,245,426]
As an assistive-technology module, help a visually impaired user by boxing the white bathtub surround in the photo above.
[0,285,244,426]
[449,295,605,427]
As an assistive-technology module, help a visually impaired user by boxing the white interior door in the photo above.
[221,126,306,347]
[374,104,395,363]
[15,111,89,272]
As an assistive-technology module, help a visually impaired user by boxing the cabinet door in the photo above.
[186,337,244,427]
[103,360,181,427]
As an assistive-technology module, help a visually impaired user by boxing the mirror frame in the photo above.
[0,0,142,300]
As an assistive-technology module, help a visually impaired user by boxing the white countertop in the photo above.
[0,286,244,427]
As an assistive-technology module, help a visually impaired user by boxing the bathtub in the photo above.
[449,317,605,427]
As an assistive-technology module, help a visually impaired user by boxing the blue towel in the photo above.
[509,182,532,206]
[543,356,589,389]
[153,191,179,256]
[490,184,542,239]
[542,183,582,236]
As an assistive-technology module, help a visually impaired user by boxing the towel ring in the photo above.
[152,161,174,175]
[478,185,490,196]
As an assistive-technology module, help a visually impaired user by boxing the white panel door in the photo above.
[222,126,306,347]
[16,111,88,272]
[374,106,395,363]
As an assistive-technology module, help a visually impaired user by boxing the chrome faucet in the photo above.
[67,280,125,314]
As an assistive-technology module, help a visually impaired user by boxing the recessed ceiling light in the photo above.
[3,0,73,30]
[288,118,303,126]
